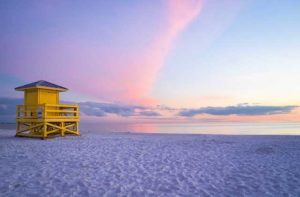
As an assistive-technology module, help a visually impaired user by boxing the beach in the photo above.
[0,129,300,196]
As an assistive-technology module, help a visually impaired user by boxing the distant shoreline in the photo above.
[1,122,299,136]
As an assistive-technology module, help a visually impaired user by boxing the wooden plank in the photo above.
[65,123,75,128]
[45,104,78,108]
[47,122,76,133]
[65,130,79,135]
[18,109,39,111]
[17,119,44,123]
[46,109,77,113]
[45,116,78,119]
[61,122,65,136]
[45,119,78,122]
[16,133,43,138]
[18,117,78,121]
[76,122,79,135]
[46,128,61,135]
[18,123,44,133]
[46,123,63,130]
[43,123,47,138]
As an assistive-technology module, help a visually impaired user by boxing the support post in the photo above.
[76,121,79,135]
[16,121,20,136]
[61,122,65,137]
[43,122,47,139]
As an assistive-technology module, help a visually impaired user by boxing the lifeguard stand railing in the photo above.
[17,104,79,119]
[16,104,79,138]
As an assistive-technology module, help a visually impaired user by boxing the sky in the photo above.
[0,0,300,123]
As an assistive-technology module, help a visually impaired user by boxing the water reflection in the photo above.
[80,122,300,135]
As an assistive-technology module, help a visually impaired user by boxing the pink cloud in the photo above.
[125,0,203,104]
[2,1,203,105]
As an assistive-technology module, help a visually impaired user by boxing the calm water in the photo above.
[1,122,299,135]
[80,122,300,135]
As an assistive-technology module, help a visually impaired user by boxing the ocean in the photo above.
[80,122,300,135]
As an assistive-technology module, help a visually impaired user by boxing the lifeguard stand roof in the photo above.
[15,80,68,91]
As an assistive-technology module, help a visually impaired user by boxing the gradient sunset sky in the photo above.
[1,0,300,122]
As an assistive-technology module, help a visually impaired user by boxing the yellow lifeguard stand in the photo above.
[15,80,79,139]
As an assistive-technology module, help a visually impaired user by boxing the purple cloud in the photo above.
[179,105,298,117]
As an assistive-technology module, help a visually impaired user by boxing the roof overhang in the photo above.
[15,86,68,92]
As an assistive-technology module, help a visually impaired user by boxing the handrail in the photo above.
[16,104,79,120]
[17,104,78,107]
[44,104,79,108]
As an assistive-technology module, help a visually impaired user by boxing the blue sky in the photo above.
[0,0,299,122]
[152,0,300,107]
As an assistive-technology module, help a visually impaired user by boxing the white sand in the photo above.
[0,129,299,196]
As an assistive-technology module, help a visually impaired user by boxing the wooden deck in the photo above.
[16,104,79,139]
